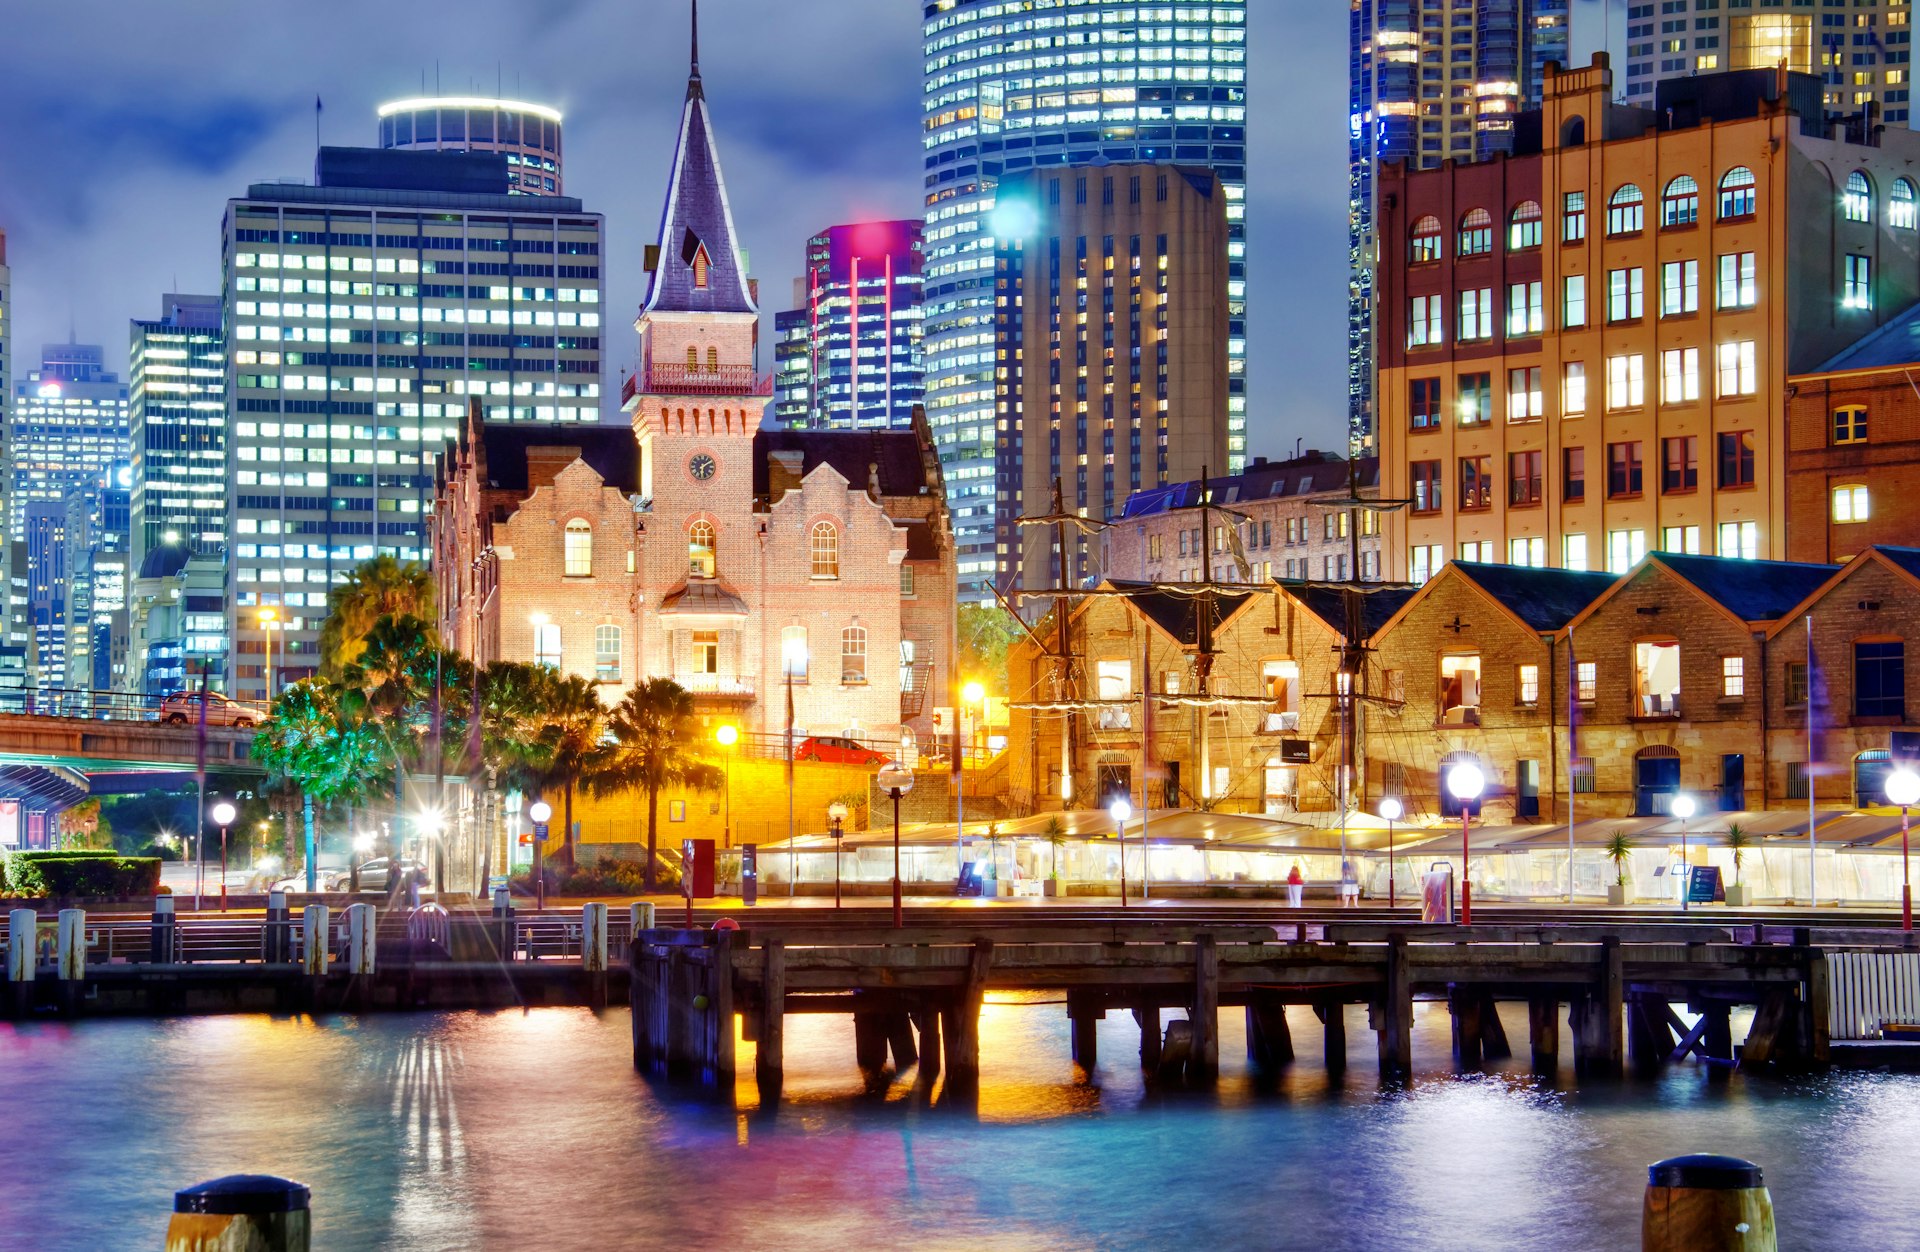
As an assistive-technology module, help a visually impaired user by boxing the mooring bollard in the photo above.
[55,909,85,1014]
[1643,1155,1776,1252]
[492,888,515,962]
[583,902,609,1011]
[630,901,656,934]
[346,903,376,978]
[150,895,177,964]
[166,1174,310,1252]
[263,891,290,963]
[7,908,34,1017]
[301,905,330,977]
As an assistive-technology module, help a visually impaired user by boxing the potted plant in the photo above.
[1723,823,1750,907]
[1605,830,1634,905]
[1043,817,1066,896]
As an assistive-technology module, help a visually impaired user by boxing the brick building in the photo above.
[1103,451,1385,587]
[1378,56,1920,585]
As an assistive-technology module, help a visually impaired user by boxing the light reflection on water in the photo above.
[0,1000,1915,1251]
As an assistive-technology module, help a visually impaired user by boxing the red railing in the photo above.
[632,361,774,397]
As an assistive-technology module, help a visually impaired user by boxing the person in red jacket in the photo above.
[1286,862,1304,908]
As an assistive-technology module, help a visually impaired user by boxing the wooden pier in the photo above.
[630,920,1837,1097]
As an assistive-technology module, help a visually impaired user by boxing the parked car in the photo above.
[157,691,263,728]
[326,857,429,892]
[794,735,890,765]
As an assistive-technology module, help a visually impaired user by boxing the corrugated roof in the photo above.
[1452,562,1618,632]
[1808,300,1920,373]
[1106,580,1252,645]
[1656,552,1841,622]
[1284,582,1421,639]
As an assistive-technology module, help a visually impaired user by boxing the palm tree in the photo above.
[319,555,435,676]
[590,678,723,889]
[525,672,607,870]
[337,614,449,865]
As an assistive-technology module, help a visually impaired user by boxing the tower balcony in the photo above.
[628,362,775,400]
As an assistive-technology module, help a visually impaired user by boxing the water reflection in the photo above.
[2,1005,1917,1250]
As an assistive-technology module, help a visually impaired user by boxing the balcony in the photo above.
[680,673,755,701]
[1632,693,1681,721]
[630,362,775,398]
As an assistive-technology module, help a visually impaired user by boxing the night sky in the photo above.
[0,0,1349,455]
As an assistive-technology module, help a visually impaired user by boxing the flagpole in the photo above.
[1567,622,1577,903]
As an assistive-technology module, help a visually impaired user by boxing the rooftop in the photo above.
[1654,552,1842,623]
[1118,453,1376,520]
[1806,299,1920,374]
[1450,563,1618,632]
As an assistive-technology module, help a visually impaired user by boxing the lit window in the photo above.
[1457,287,1494,341]
[688,519,716,577]
[1457,207,1493,256]
[692,630,719,674]
[1844,170,1874,223]
[1661,350,1700,405]
[1439,655,1482,726]
[1606,354,1645,409]
[841,625,867,684]
[1516,664,1540,706]
[1563,191,1587,242]
[1716,252,1757,309]
[1607,267,1644,321]
[1563,274,1587,328]
[1508,200,1543,250]
[1718,166,1756,220]
[1844,255,1874,310]
[1634,641,1682,718]
[1717,520,1759,561]
[1506,281,1543,336]
[1832,484,1870,523]
[1411,214,1443,262]
[594,625,621,683]
[810,520,839,578]
[533,622,562,669]
[1833,406,1868,445]
[563,519,592,577]
[1576,664,1597,704]
[1715,341,1757,397]
[1661,260,1698,317]
[1606,184,1644,235]
[1722,656,1746,699]
[1409,295,1445,348]
[782,625,809,681]
[1607,528,1647,573]
[1661,175,1699,227]
[1563,362,1588,416]
[1563,533,1589,572]
[1893,179,1917,229]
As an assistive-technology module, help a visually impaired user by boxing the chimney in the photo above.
[768,448,805,497]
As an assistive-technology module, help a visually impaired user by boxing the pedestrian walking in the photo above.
[1286,862,1304,908]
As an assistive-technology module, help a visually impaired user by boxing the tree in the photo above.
[958,603,1024,696]
[590,678,723,889]
[335,614,470,865]
[523,671,606,869]
[318,555,434,676]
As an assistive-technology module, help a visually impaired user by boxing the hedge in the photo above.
[4,851,163,898]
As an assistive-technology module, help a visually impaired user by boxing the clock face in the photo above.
[689,453,717,482]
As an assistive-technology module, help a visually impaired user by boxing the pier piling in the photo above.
[8,908,35,1018]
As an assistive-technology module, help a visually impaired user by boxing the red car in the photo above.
[795,735,890,765]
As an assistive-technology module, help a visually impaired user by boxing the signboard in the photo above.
[1686,864,1724,904]
[1279,738,1311,764]
[740,844,758,907]
[682,838,716,900]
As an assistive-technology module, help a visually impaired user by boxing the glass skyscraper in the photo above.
[1347,0,1572,453]
[7,343,130,544]
[129,294,227,567]
[922,0,1248,593]
[773,220,925,430]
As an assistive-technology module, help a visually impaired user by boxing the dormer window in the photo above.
[692,243,711,288]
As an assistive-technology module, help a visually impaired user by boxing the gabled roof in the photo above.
[752,428,932,501]
[475,425,639,494]
[1803,299,1920,374]
[1764,545,1920,638]
[1104,580,1255,647]
[1648,553,1840,624]
[1450,563,1618,632]
[1280,581,1421,640]
[641,4,756,318]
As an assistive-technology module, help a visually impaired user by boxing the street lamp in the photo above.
[528,800,553,912]
[1669,793,1698,913]
[877,761,915,927]
[416,807,445,895]
[1111,797,1134,908]
[209,799,238,912]
[1445,762,1485,925]
[256,608,278,703]
[715,724,738,850]
[1378,796,1404,909]
[958,680,986,891]
[827,800,849,911]
[1887,768,1920,931]
[351,831,374,894]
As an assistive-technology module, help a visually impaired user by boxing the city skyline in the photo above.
[0,0,1350,454]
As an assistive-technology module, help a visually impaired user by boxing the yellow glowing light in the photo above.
[962,680,986,705]
[715,724,738,747]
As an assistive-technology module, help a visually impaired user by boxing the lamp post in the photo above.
[959,680,985,891]
[877,761,915,927]
[209,800,237,912]
[1886,768,1920,931]
[1445,762,1485,925]
[1111,798,1133,908]
[1669,793,1697,913]
[351,831,374,894]
[715,724,738,850]
[1378,796,1403,909]
[256,608,278,703]
[528,800,552,912]
[827,800,849,911]
[416,807,444,896]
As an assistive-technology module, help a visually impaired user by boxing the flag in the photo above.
[315,95,323,114]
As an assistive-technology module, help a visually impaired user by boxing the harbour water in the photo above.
[2,998,1915,1250]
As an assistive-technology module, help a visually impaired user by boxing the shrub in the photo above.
[5,852,163,898]
[512,856,680,897]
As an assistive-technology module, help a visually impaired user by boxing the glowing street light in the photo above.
[1111,798,1134,908]
[529,800,554,911]
[1669,793,1697,912]
[715,724,738,849]
[209,799,238,913]
[1378,796,1404,909]
[1445,762,1485,925]
[1887,768,1920,931]
[877,761,915,927]
[957,679,987,890]
[256,607,279,702]
[827,800,850,911]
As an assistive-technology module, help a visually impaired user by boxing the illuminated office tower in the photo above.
[1348,0,1581,454]
[129,294,227,566]
[922,0,1247,595]
[377,96,565,195]
[222,145,604,700]
[7,343,130,543]
[773,220,924,430]
[1618,0,1912,119]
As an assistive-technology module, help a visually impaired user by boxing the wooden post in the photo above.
[630,934,652,1070]
[756,938,785,1095]
[1450,986,1483,1068]
[1704,1003,1733,1065]
[1642,1155,1776,1252]
[710,928,735,1089]
[1135,1004,1162,1071]
[581,902,608,1012]
[1741,989,1795,1069]
[345,903,375,1012]
[1600,936,1625,1076]
[55,909,84,1015]
[913,1002,942,1084]
[887,1012,919,1069]
[1528,997,1560,1071]
[1378,935,1412,1078]
[1805,951,1831,1067]
[854,1012,890,1076]
[1323,998,1347,1073]
[944,939,992,1087]
[263,891,290,963]
[6,908,31,1018]
[1190,934,1219,1082]
[663,948,688,1076]
[167,1174,311,1252]
[1068,992,1100,1071]
[1479,991,1512,1060]
[1246,994,1293,1070]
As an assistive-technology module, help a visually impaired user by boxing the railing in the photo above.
[680,674,755,699]
[1828,951,1920,1040]
[0,687,265,726]
[633,362,775,397]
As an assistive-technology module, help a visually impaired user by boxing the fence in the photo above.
[1827,950,1920,1040]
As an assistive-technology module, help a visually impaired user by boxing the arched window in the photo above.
[1893,179,1917,229]
[705,346,719,372]
[1606,184,1644,235]
[1410,215,1443,263]
[593,625,622,683]
[810,521,839,578]
[1457,207,1493,257]
[1661,175,1699,228]
[1717,166,1756,219]
[563,519,592,577]
[688,519,716,577]
[1845,170,1874,223]
[1559,115,1586,147]
[841,625,868,684]
[1508,201,1543,250]
[685,345,698,371]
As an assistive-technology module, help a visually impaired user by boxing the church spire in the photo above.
[687,0,703,101]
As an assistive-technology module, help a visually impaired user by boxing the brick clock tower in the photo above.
[626,5,769,713]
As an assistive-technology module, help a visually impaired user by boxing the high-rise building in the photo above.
[995,163,1230,592]
[1348,1,1581,454]
[377,96,565,195]
[0,231,10,512]
[222,145,605,700]
[22,501,68,690]
[1618,0,1913,122]
[7,343,130,542]
[772,220,924,430]
[129,294,226,566]
[1377,60,1920,583]
[922,0,1248,595]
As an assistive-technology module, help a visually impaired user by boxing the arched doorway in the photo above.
[1094,755,1131,811]
[1855,750,1893,806]
[1438,750,1485,818]
[1635,745,1681,815]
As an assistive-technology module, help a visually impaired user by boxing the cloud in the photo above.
[0,0,1351,453]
